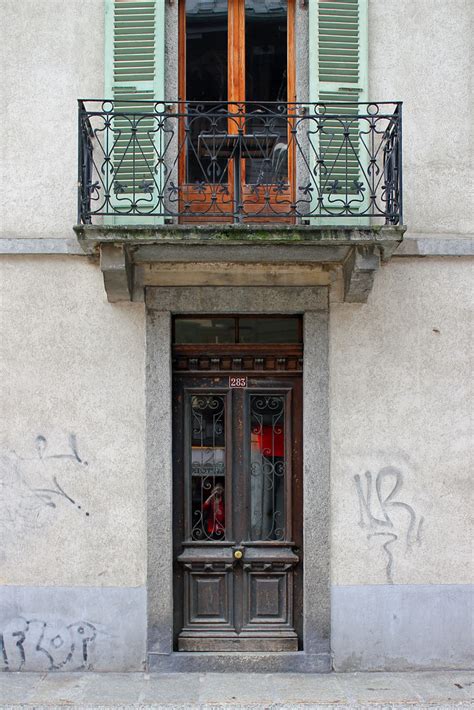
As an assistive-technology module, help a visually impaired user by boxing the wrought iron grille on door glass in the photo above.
[250,395,286,541]
[187,391,289,544]
[190,394,226,541]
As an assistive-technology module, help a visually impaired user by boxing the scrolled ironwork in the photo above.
[250,395,286,542]
[78,99,402,225]
[190,394,226,541]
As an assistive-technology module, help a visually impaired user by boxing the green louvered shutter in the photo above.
[309,0,368,219]
[104,0,165,220]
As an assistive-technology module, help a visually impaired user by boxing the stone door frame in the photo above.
[145,286,330,672]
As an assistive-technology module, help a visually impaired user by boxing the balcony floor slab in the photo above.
[73,224,406,304]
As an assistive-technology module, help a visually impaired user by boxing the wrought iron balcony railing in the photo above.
[78,100,402,226]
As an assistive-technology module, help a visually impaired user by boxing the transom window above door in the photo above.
[173,316,302,344]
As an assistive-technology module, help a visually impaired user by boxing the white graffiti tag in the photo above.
[0,434,89,533]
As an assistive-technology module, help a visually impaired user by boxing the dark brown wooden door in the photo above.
[173,369,303,652]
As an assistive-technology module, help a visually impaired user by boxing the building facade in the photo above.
[0,0,472,672]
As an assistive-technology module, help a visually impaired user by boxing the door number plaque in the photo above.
[229,376,247,388]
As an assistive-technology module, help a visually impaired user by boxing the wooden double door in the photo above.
[173,360,303,651]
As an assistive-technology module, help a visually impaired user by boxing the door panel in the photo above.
[173,372,302,651]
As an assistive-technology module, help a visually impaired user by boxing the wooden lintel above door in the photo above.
[140,262,331,288]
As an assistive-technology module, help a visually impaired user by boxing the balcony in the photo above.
[78,99,403,225]
[75,100,405,302]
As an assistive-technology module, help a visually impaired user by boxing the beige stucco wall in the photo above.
[0,0,104,239]
[0,256,146,587]
[1,0,472,241]
[0,0,471,613]
[369,0,473,237]
[330,257,473,586]
[0,0,472,675]
[1,255,472,591]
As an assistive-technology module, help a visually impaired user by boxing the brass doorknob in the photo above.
[234,549,243,560]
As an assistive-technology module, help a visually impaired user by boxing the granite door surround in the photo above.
[145,286,330,672]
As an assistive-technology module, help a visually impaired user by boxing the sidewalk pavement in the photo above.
[0,670,472,709]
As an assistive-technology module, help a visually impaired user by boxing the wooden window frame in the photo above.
[177,0,296,222]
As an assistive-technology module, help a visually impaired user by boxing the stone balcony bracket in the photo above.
[73,224,406,304]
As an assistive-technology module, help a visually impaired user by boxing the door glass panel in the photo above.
[245,0,288,184]
[245,0,287,104]
[190,394,226,540]
[185,0,228,184]
[239,317,300,343]
[250,394,286,541]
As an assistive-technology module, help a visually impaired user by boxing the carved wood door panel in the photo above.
[173,370,303,652]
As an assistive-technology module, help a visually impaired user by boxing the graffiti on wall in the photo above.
[0,434,90,533]
[354,466,424,583]
[0,617,98,671]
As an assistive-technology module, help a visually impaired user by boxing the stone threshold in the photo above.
[148,650,330,673]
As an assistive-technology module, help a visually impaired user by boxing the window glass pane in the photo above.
[174,318,236,343]
[186,0,228,101]
[245,0,287,103]
[239,317,300,343]
[250,394,286,541]
[186,0,228,183]
[190,394,226,540]
[245,0,288,184]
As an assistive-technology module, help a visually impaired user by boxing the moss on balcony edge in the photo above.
[74,223,406,253]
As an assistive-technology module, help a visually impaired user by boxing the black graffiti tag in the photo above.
[0,618,97,671]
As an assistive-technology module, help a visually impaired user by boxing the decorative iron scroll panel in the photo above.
[78,100,403,225]
[190,395,227,541]
[173,372,302,652]
[250,395,286,542]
